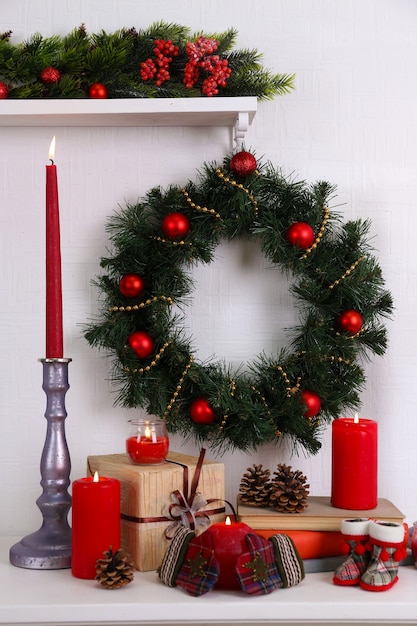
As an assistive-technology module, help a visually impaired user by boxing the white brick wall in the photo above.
[1,0,416,535]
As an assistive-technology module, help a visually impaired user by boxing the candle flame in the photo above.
[225,516,231,525]
[354,413,359,423]
[93,471,99,482]
[48,136,56,162]
[144,426,151,439]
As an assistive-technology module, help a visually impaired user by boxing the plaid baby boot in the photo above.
[333,518,371,586]
[360,520,407,592]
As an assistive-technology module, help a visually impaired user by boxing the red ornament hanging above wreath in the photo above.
[229,151,258,177]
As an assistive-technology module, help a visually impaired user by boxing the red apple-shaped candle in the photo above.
[199,517,253,589]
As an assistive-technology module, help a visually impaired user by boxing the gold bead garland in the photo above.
[275,365,301,398]
[110,295,173,312]
[328,256,365,290]
[215,167,259,217]
[181,188,221,219]
[152,235,192,246]
[301,206,330,260]
[250,385,282,437]
[163,356,194,421]
[217,378,236,434]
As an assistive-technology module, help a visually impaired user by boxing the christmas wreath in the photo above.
[84,150,393,455]
[0,23,293,100]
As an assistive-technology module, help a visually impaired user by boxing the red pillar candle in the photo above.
[71,472,120,579]
[331,415,378,510]
[45,136,63,358]
[200,517,253,589]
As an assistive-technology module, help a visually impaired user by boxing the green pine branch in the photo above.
[0,22,294,100]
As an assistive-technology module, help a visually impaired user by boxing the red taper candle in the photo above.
[331,415,378,510]
[71,472,121,579]
[45,136,63,358]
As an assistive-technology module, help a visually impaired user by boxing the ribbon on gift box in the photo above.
[121,448,228,536]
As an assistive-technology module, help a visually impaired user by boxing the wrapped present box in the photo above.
[87,450,225,572]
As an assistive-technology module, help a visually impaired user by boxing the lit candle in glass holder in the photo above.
[126,419,169,465]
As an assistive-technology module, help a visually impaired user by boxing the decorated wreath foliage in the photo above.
[84,150,393,455]
[0,22,293,100]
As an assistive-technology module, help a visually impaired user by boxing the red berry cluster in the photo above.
[140,39,179,86]
[183,36,231,96]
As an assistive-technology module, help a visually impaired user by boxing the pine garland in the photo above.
[84,151,393,455]
[0,23,294,99]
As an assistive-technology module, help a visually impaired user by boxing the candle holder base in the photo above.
[9,358,72,570]
[9,529,72,569]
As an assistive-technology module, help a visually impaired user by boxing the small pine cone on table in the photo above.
[95,547,135,589]
[239,464,272,507]
[269,464,310,514]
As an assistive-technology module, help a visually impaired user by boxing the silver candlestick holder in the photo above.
[10,358,72,569]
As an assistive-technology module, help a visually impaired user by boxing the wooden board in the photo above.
[237,496,405,531]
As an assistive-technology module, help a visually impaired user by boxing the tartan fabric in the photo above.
[175,534,219,596]
[269,534,305,588]
[235,533,283,595]
[333,539,371,586]
[360,542,406,592]
[158,526,195,587]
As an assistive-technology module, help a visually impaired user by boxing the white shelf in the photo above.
[0,96,257,145]
[0,537,416,626]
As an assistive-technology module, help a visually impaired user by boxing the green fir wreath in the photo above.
[84,150,393,455]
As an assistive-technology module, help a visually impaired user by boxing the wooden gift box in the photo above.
[87,451,225,572]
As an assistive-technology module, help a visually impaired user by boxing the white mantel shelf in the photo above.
[0,96,257,141]
[1,538,417,626]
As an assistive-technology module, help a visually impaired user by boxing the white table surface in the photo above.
[1,537,417,626]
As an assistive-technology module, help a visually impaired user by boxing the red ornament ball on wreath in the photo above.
[88,82,108,99]
[190,398,216,424]
[40,66,61,84]
[128,331,155,359]
[162,212,190,240]
[119,273,145,299]
[301,389,321,418]
[337,309,364,335]
[286,222,315,249]
[0,81,9,99]
[229,151,257,177]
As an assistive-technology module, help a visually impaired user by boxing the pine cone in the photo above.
[269,464,310,514]
[95,547,135,589]
[239,464,272,506]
